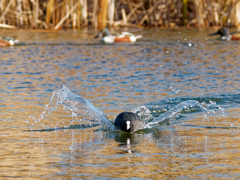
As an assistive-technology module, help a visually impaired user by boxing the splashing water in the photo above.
[28,85,226,132]
[132,105,153,121]
[29,84,115,130]
[57,84,114,129]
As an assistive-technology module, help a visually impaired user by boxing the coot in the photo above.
[114,112,145,132]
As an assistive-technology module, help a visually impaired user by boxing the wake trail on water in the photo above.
[27,85,225,131]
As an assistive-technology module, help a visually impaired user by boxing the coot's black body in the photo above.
[114,112,145,132]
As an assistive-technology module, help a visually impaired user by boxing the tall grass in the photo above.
[0,0,239,29]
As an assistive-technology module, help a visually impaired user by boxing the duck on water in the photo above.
[209,27,240,40]
[0,37,18,46]
[94,28,142,43]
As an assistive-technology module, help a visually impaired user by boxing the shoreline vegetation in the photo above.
[0,0,240,30]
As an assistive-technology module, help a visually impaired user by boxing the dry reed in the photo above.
[0,0,239,29]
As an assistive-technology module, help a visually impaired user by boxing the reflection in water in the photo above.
[1,29,240,178]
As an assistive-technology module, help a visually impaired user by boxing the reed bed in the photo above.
[0,0,239,29]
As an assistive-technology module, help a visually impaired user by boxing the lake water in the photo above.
[1,28,240,179]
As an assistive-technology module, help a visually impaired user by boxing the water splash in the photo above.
[132,105,153,122]
[29,84,115,130]
[28,85,227,132]
[57,84,114,129]
[142,100,206,129]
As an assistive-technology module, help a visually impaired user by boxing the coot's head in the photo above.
[114,112,145,132]
[209,28,229,37]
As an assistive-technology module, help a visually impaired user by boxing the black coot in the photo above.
[114,112,145,132]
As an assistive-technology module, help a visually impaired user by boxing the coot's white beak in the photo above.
[126,121,131,130]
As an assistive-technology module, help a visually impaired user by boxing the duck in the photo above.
[94,28,142,43]
[114,112,145,132]
[0,37,18,46]
[209,27,240,40]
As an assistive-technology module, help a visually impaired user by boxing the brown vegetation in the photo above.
[0,0,240,30]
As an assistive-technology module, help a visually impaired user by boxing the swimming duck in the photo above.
[209,28,240,40]
[114,112,145,132]
[0,37,18,46]
[94,28,142,43]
